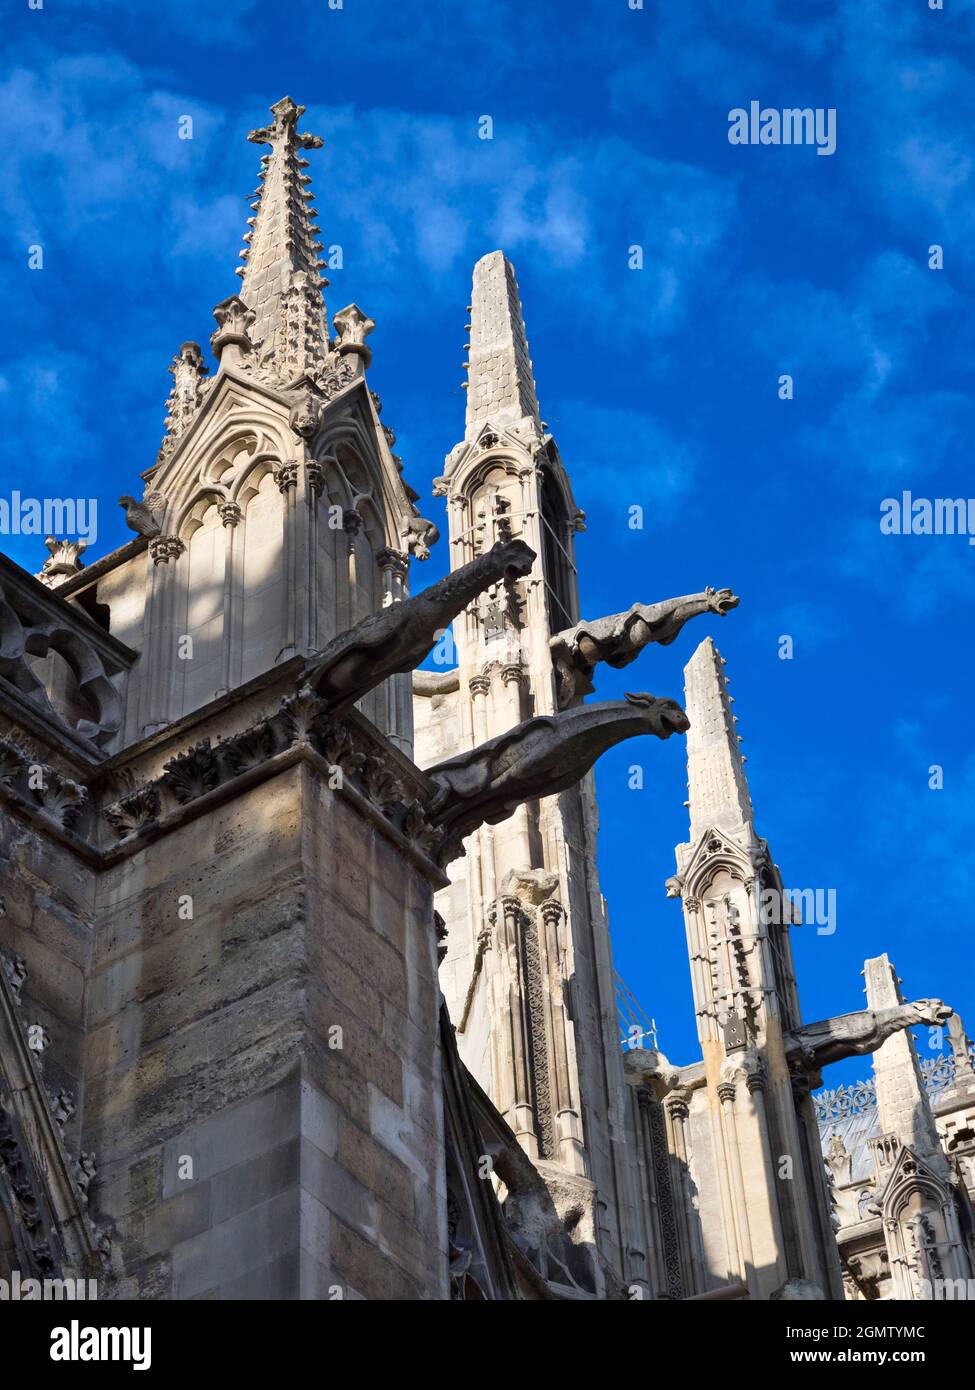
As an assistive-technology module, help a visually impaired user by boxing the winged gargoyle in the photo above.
[786,999,953,1072]
[118,495,162,539]
[309,538,534,712]
[426,691,689,848]
[550,587,740,707]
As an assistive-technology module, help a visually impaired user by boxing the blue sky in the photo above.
[3,0,974,1086]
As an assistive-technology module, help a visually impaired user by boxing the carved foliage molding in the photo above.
[100,684,449,864]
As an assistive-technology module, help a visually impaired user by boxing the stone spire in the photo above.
[236,96,330,379]
[864,954,945,1167]
[463,251,541,437]
[683,636,755,839]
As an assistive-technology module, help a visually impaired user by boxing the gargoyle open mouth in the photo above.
[500,539,536,581]
[661,704,691,736]
[624,692,691,737]
[705,586,741,616]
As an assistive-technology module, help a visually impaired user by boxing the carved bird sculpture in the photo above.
[119,495,162,538]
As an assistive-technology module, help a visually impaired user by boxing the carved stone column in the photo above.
[468,673,496,909]
[376,547,412,755]
[139,536,186,735]
[274,460,301,662]
[788,1062,842,1293]
[376,547,409,607]
[717,1078,753,1278]
[636,1088,668,1296]
[539,898,584,1173]
[342,509,364,634]
[217,502,242,696]
[665,1087,705,1295]
[492,896,538,1157]
[499,662,533,863]
[738,1058,789,1290]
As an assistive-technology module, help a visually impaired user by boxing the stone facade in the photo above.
[1,95,970,1302]
[819,969,975,1300]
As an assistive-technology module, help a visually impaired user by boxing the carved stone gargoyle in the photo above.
[550,587,740,707]
[426,691,689,848]
[309,538,534,713]
[786,999,953,1073]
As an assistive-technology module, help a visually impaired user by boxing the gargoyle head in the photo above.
[911,999,953,1027]
[492,538,535,582]
[705,586,740,616]
[624,692,690,738]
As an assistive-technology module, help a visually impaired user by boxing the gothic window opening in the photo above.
[539,468,576,632]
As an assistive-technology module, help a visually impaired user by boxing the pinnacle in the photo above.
[464,250,541,435]
[683,637,755,838]
[234,97,330,377]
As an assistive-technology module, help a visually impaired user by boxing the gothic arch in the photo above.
[201,431,259,489]
[177,498,228,713]
[453,450,523,501]
[319,422,399,549]
[883,1168,950,1225]
[683,836,754,903]
[538,463,576,630]
[237,467,287,684]
[234,455,282,508]
[175,489,229,541]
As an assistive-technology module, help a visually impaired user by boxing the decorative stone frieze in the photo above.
[103,784,161,838]
[93,682,449,870]
[315,357,357,400]
[161,739,219,804]
[32,770,88,829]
[279,684,332,750]
[222,721,275,776]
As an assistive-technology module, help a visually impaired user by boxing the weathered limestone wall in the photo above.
[90,760,446,1299]
[0,806,95,1139]
[4,754,447,1300]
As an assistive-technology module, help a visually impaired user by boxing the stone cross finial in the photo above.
[247,96,324,152]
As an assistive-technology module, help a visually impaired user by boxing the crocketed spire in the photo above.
[463,251,541,436]
[683,636,755,839]
[237,96,330,380]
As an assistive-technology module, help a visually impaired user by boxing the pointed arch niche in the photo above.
[178,497,227,716]
[238,464,287,684]
[319,441,396,732]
